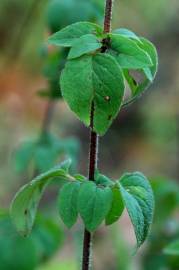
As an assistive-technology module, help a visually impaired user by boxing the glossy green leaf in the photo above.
[58,181,81,228]
[10,160,71,236]
[113,28,140,41]
[68,34,102,59]
[163,239,179,256]
[128,38,158,97]
[119,172,154,248]
[105,185,124,225]
[48,22,103,47]
[110,33,152,69]
[137,38,158,80]
[61,53,125,135]
[78,182,112,231]
[123,37,158,106]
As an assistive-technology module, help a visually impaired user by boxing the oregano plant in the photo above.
[10,0,158,269]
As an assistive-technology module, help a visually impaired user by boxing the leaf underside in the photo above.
[10,160,71,236]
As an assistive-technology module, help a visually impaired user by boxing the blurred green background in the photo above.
[0,0,179,269]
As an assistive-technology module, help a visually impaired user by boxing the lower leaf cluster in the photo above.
[10,160,154,249]
[58,170,154,248]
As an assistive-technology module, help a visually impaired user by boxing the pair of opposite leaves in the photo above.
[10,160,154,249]
[48,21,158,135]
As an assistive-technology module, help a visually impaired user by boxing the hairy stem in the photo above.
[104,0,113,33]
[82,1,113,269]
[82,102,98,270]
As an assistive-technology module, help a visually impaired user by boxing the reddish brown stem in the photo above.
[104,0,113,33]
[82,1,113,269]
[82,102,98,270]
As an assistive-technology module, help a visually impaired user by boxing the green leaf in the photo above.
[68,34,102,59]
[137,38,158,80]
[58,181,81,228]
[61,53,125,135]
[163,239,179,256]
[78,182,112,231]
[135,37,158,90]
[130,38,158,95]
[74,174,87,182]
[48,22,103,47]
[95,171,113,187]
[10,160,72,236]
[113,28,140,41]
[105,185,124,225]
[118,172,154,248]
[110,33,152,69]
[123,38,158,106]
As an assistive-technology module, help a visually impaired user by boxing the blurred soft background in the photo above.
[0,0,179,269]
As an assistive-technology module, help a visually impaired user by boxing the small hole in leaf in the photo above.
[104,96,110,101]
[24,209,28,215]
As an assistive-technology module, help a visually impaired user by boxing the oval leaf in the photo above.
[61,53,125,135]
[78,182,112,231]
[105,185,124,225]
[118,172,154,248]
[110,33,152,69]
[58,181,81,228]
[48,22,103,47]
[113,28,140,41]
[10,160,71,236]
[68,34,102,60]
[123,37,158,105]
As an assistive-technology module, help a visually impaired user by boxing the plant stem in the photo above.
[82,1,113,269]
[103,0,113,33]
[82,102,98,270]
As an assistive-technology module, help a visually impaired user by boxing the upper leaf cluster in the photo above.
[48,22,158,135]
